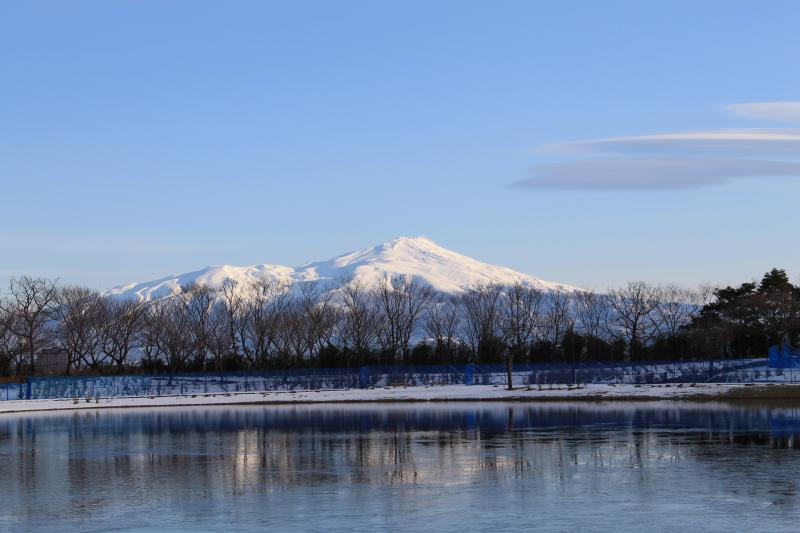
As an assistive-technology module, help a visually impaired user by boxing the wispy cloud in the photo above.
[723,102,800,122]
[511,158,800,191]
[518,126,800,191]
[541,129,800,157]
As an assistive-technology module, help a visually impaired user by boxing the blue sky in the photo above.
[2,0,800,290]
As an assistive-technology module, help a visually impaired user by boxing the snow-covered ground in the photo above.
[0,382,796,414]
[0,358,790,403]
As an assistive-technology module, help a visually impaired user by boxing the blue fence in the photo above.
[0,357,787,401]
[0,384,21,401]
[24,368,360,401]
[360,359,775,388]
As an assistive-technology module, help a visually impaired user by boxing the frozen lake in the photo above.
[2,402,800,532]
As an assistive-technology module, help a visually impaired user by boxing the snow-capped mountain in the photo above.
[103,236,575,300]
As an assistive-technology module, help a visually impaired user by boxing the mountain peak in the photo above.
[104,238,575,300]
[344,236,443,259]
[384,235,438,249]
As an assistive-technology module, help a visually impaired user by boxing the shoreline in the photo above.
[2,383,800,414]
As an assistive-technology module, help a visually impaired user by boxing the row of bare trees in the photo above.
[0,274,720,377]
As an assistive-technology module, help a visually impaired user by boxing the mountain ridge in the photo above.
[103,236,576,300]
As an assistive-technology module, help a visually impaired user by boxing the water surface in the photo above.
[2,401,800,532]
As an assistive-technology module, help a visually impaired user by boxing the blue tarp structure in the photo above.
[768,344,799,368]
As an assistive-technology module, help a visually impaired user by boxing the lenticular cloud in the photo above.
[512,157,800,190]
[517,129,800,190]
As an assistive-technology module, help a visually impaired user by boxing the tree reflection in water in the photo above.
[2,401,800,531]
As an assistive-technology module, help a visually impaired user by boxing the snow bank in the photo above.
[0,382,793,414]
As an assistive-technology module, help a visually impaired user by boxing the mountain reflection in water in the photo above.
[2,402,800,532]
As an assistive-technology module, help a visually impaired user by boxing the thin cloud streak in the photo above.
[511,158,800,191]
[540,129,800,157]
[724,101,800,122]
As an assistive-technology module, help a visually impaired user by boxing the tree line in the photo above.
[0,268,798,378]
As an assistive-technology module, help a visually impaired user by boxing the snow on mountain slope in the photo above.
[103,236,575,300]
[104,264,294,301]
[294,237,572,293]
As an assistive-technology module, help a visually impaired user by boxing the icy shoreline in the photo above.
[2,383,800,414]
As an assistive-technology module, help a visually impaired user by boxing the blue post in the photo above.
[782,345,795,369]
[359,366,369,389]
[26,378,32,400]
[465,363,474,385]
[768,345,780,368]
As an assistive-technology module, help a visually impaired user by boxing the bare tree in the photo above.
[275,302,304,367]
[136,296,193,372]
[138,300,167,369]
[608,281,660,360]
[374,275,433,364]
[295,281,337,362]
[240,278,291,366]
[499,284,543,389]
[459,283,503,361]
[55,286,104,373]
[650,284,694,339]
[219,279,243,358]
[206,304,233,371]
[396,277,433,362]
[542,291,573,348]
[156,296,194,372]
[374,276,403,361]
[424,296,462,364]
[100,297,145,370]
[336,279,380,360]
[0,309,22,375]
[0,276,59,375]
[574,290,610,341]
[181,283,217,369]
[691,284,716,315]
